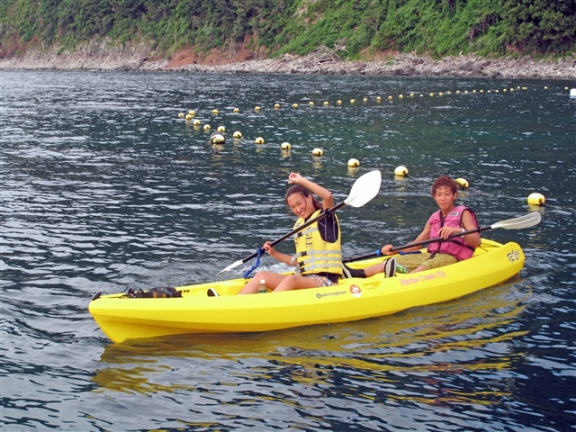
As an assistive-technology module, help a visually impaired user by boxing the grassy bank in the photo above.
[1,0,575,60]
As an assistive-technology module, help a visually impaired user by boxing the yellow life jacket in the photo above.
[293,209,343,276]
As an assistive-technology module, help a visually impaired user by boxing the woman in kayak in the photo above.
[237,172,343,294]
[351,175,481,278]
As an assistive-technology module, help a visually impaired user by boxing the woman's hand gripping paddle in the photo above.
[219,170,382,275]
[343,212,542,263]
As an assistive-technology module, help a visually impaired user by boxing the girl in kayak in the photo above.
[238,172,343,294]
[350,175,481,278]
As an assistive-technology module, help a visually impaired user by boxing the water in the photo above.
[1,70,575,431]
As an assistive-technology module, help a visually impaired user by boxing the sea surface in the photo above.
[1,70,575,431]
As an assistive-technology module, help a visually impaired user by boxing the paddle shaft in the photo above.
[238,202,345,265]
[342,225,491,263]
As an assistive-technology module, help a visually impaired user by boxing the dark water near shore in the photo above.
[1,70,575,431]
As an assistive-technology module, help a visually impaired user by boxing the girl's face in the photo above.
[287,192,314,219]
[433,186,458,213]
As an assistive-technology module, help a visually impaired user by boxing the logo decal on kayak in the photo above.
[316,290,348,299]
[349,284,362,298]
[507,249,521,263]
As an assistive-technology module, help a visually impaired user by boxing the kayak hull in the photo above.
[89,239,525,343]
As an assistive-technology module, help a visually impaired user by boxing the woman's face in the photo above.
[287,192,314,219]
[433,186,458,213]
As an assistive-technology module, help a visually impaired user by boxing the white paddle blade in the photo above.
[344,170,382,208]
[218,259,244,275]
[491,212,542,230]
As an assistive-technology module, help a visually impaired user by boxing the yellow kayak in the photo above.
[89,239,525,343]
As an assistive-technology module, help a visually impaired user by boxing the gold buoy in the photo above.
[527,193,546,206]
[323,101,329,106]
[211,109,219,115]
[274,103,280,109]
[233,131,242,139]
[255,137,265,144]
[210,133,226,145]
[347,158,360,167]
[281,142,291,150]
[292,103,299,108]
[255,106,261,112]
[312,148,324,156]
[217,126,226,133]
[394,165,409,176]
[454,178,469,190]
[178,112,185,118]
[233,108,240,113]
[203,124,211,130]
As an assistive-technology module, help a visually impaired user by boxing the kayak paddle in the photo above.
[219,170,382,274]
[343,212,542,263]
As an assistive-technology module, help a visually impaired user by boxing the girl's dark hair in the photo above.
[431,176,458,195]
[285,185,322,210]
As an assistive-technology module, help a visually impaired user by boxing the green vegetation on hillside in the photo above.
[1,0,574,58]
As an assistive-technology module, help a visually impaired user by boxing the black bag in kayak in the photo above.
[126,286,182,298]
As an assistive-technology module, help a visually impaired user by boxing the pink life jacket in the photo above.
[427,205,478,261]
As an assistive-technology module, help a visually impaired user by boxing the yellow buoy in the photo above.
[429,93,434,97]
[233,108,240,113]
[255,106,261,112]
[336,100,342,105]
[454,178,469,190]
[292,103,299,108]
[255,137,265,144]
[274,103,280,109]
[323,101,329,106]
[312,148,324,156]
[527,193,546,206]
[193,119,201,126]
[233,131,242,139]
[210,133,225,145]
[456,90,461,94]
[376,96,382,102]
[185,114,193,121]
[409,93,414,98]
[211,109,219,115]
[350,99,356,104]
[347,158,360,167]
[309,101,315,106]
[363,97,368,103]
[438,92,443,96]
[394,165,409,176]
[281,142,291,150]
[217,126,226,133]
[203,124,211,130]
[544,86,548,90]
[178,112,185,118]
[399,94,404,99]
[388,95,393,100]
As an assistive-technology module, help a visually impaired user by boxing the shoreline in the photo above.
[1,44,575,80]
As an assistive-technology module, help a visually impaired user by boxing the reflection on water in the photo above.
[1,70,574,431]
[95,282,530,411]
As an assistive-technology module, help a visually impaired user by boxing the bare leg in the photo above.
[273,274,320,292]
[239,271,287,294]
